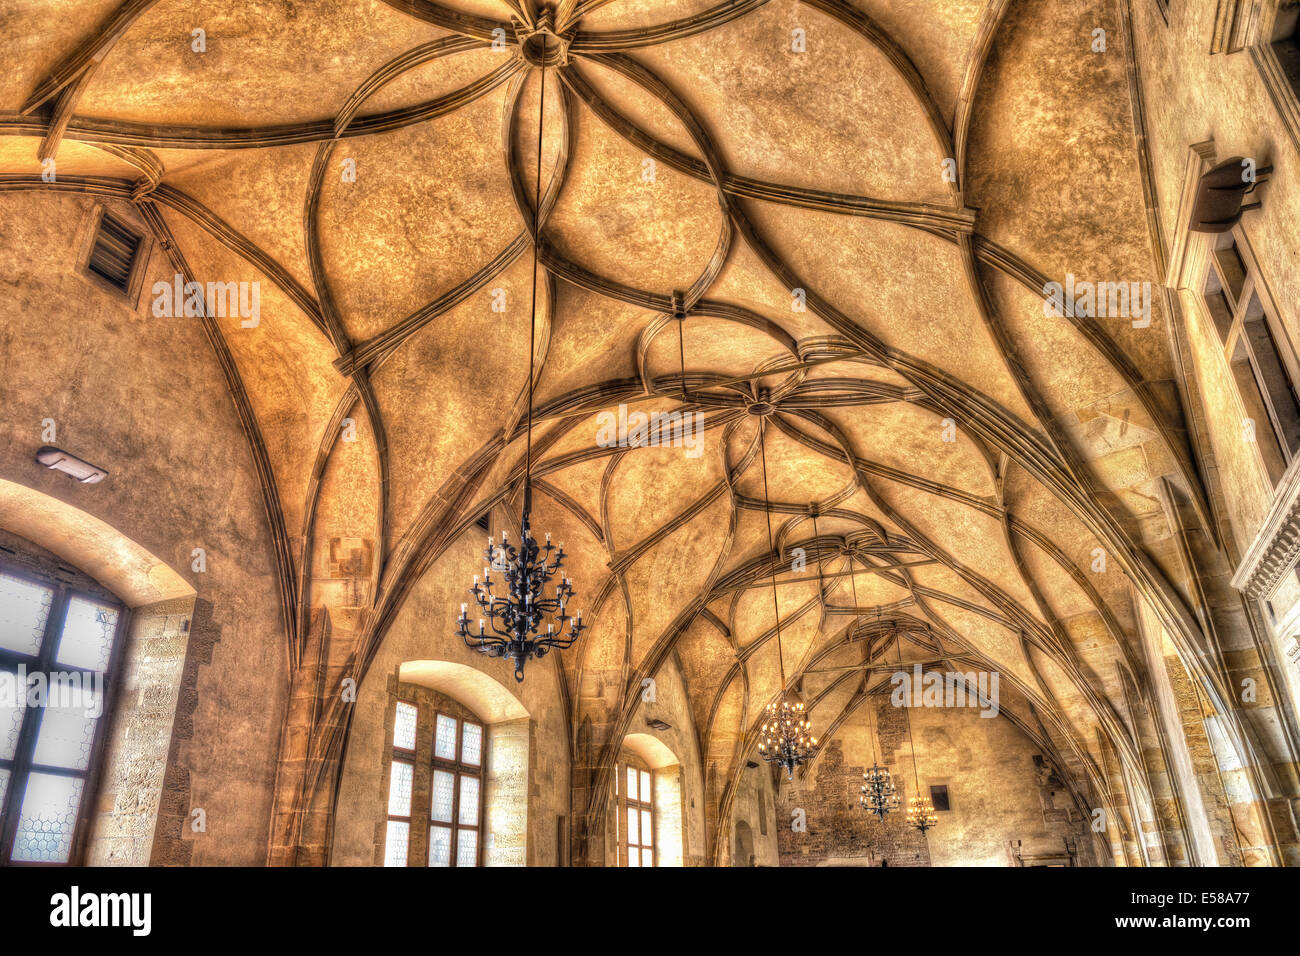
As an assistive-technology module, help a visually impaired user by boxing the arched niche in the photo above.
[336,659,534,867]
[0,480,195,865]
[733,819,755,867]
[613,733,686,866]
[398,660,529,723]
[621,732,679,770]
[400,660,531,866]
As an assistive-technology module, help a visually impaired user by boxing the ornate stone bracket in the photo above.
[1231,454,1300,598]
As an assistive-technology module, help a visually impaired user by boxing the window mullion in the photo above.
[1,583,70,864]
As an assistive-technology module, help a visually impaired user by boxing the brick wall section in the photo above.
[776,698,1097,866]
[775,699,930,867]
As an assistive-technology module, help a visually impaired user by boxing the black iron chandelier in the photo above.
[457,32,584,682]
[906,792,939,833]
[859,687,901,819]
[844,550,901,820]
[861,764,902,820]
[754,414,817,778]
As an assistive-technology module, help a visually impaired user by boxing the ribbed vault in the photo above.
[1,0,1268,864]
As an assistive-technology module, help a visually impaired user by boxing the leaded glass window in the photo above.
[383,695,485,867]
[0,566,124,865]
[614,759,655,867]
[430,712,484,867]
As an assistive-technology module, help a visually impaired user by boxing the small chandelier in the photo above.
[456,30,583,683]
[754,415,817,778]
[907,794,938,833]
[891,622,937,834]
[458,492,584,682]
[758,697,818,780]
[860,763,902,820]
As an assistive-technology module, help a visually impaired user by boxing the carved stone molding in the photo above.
[1232,454,1300,598]
[1212,1,1250,54]
[1165,140,1217,291]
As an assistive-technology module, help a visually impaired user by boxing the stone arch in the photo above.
[0,478,192,607]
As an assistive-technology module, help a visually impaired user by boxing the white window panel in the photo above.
[387,760,413,818]
[10,772,85,863]
[0,572,52,656]
[461,721,483,766]
[431,770,455,823]
[384,820,409,867]
[456,828,478,866]
[31,694,99,771]
[55,597,118,672]
[458,775,480,826]
[434,714,457,760]
[429,825,452,867]
[393,701,417,750]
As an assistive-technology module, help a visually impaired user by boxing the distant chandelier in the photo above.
[847,542,899,821]
[860,764,902,819]
[892,619,936,834]
[906,794,938,833]
[754,416,817,777]
[457,31,583,683]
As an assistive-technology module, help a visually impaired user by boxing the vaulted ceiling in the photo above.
[1,0,1216,855]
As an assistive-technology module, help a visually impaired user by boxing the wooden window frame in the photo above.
[428,709,484,868]
[0,563,127,867]
[613,760,655,867]
[1199,228,1300,486]
[382,695,485,867]
[383,699,418,867]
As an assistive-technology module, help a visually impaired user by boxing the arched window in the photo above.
[613,758,655,867]
[382,691,485,867]
[0,563,125,865]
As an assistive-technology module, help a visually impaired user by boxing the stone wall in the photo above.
[727,761,780,866]
[777,698,1091,866]
[0,191,290,865]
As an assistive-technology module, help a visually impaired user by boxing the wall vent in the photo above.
[87,213,142,292]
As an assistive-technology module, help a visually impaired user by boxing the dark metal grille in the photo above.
[87,214,140,291]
